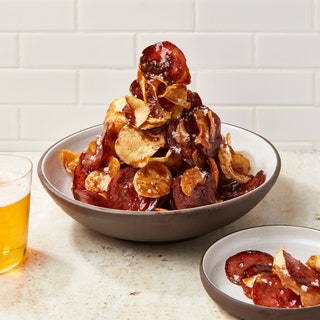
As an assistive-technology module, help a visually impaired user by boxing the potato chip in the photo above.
[104,97,127,127]
[194,108,219,152]
[207,157,219,189]
[218,133,251,184]
[306,255,320,273]
[105,155,120,177]
[150,148,183,173]
[191,149,206,168]
[174,119,191,145]
[139,113,171,130]
[85,156,120,193]
[115,125,166,168]
[60,149,80,174]
[133,162,172,198]
[85,169,111,193]
[125,95,150,128]
[158,84,190,108]
[138,73,173,130]
[180,167,206,196]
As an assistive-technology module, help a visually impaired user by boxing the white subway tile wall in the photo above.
[0,0,319,151]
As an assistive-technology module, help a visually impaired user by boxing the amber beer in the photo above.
[0,155,32,274]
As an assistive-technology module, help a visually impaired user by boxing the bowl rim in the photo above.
[37,122,281,216]
[200,225,320,318]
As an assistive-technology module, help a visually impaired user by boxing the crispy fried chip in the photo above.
[105,155,121,177]
[207,157,219,189]
[194,108,211,150]
[180,167,206,196]
[85,170,110,193]
[103,97,128,134]
[125,95,150,128]
[306,255,320,273]
[159,84,190,107]
[60,149,80,174]
[138,75,172,130]
[218,133,251,184]
[133,162,172,198]
[174,119,191,145]
[159,83,191,119]
[85,156,120,193]
[115,125,166,168]
[150,149,183,173]
[139,113,171,130]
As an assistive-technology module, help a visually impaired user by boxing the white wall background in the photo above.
[0,0,320,152]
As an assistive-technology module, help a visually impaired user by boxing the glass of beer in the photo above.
[0,154,32,274]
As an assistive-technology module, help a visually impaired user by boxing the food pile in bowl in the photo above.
[61,41,265,211]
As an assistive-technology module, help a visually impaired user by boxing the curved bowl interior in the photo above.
[37,123,281,242]
[200,225,320,320]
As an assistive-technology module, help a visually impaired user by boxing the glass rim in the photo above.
[0,153,33,184]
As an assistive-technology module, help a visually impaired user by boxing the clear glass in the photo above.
[0,154,32,274]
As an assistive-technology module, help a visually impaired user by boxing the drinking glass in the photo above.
[0,154,32,274]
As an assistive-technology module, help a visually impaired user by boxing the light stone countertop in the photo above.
[0,151,319,320]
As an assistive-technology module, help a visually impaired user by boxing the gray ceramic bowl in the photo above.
[37,123,280,242]
[200,226,320,320]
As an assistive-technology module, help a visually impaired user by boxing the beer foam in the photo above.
[0,172,30,207]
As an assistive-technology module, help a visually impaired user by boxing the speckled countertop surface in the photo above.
[1,151,319,320]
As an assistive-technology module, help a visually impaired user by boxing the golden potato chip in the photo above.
[139,114,171,130]
[150,148,183,173]
[194,108,211,150]
[103,97,128,135]
[180,167,205,196]
[162,84,191,119]
[84,155,120,193]
[105,155,120,177]
[225,133,250,175]
[191,149,206,168]
[125,95,150,128]
[174,119,191,144]
[133,162,172,198]
[137,74,172,130]
[306,255,320,273]
[60,149,80,174]
[170,104,185,120]
[218,133,251,184]
[85,138,101,156]
[207,157,219,188]
[115,125,166,168]
[85,170,111,193]
[158,84,190,108]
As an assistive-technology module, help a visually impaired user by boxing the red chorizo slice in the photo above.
[252,273,302,308]
[73,189,109,208]
[72,152,88,194]
[139,41,191,85]
[171,171,216,209]
[283,250,320,287]
[187,90,202,108]
[218,170,266,201]
[106,166,159,211]
[243,263,273,279]
[273,248,320,307]
[241,264,273,298]
[225,250,274,285]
